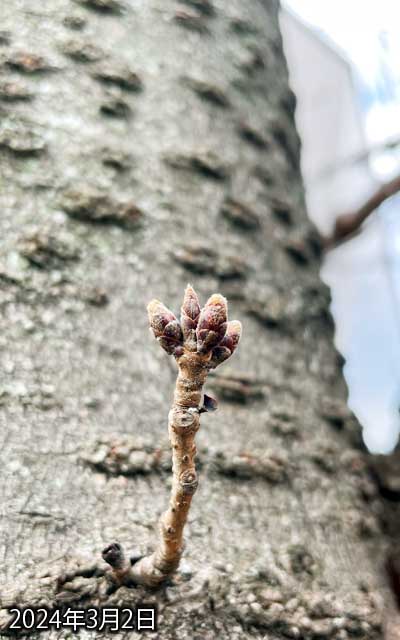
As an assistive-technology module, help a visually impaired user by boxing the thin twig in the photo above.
[102,285,241,588]
[324,172,400,248]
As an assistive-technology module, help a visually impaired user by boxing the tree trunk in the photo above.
[0,0,395,638]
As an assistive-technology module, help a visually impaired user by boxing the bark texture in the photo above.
[0,0,397,638]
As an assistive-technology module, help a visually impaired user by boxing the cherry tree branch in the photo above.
[324,172,400,249]
[102,285,241,588]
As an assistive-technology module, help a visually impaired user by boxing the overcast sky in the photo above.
[284,0,400,84]
[284,0,400,168]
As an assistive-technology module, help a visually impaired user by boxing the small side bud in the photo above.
[220,320,241,353]
[199,394,218,413]
[209,346,231,367]
[209,320,242,368]
[181,284,201,349]
[196,294,228,354]
[148,299,183,355]
[102,542,126,569]
[148,299,176,335]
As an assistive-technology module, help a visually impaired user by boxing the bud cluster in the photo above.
[147,285,241,366]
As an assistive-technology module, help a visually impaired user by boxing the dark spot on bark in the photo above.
[216,255,249,280]
[237,122,269,150]
[253,165,275,187]
[5,51,55,74]
[172,244,216,275]
[0,80,33,102]
[229,18,258,36]
[182,76,229,107]
[280,88,297,118]
[190,154,228,180]
[319,397,352,429]
[246,291,287,329]
[238,45,266,75]
[60,187,143,229]
[271,124,300,171]
[283,237,310,266]
[82,437,172,476]
[247,282,329,334]
[76,0,125,15]
[83,286,109,307]
[92,62,143,92]
[307,226,323,258]
[174,10,210,34]
[99,92,131,118]
[0,121,46,156]
[172,243,248,280]
[101,147,132,171]
[164,152,229,181]
[268,196,293,226]
[287,544,316,575]
[309,444,340,474]
[220,197,261,230]
[19,231,80,270]
[270,408,299,438]
[61,39,104,63]
[208,372,265,404]
[212,450,287,483]
[179,0,215,16]
[62,14,87,30]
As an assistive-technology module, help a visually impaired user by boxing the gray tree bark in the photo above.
[0,0,397,638]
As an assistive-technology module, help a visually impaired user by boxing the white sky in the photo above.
[284,0,400,173]
[284,0,400,84]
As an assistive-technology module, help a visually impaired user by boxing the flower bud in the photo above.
[181,284,201,347]
[209,321,242,368]
[148,300,176,335]
[148,299,183,355]
[219,320,241,354]
[209,346,231,367]
[196,294,228,354]
[181,284,201,321]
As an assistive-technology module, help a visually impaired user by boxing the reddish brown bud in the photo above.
[148,300,176,335]
[164,320,182,341]
[196,294,228,354]
[198,294,227,331]
[148,299,183,355]
[219,320,242,353]
[181,284,201,321]
[209,345,231,367]
[209,320,242,368]
[181,284,201,349]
